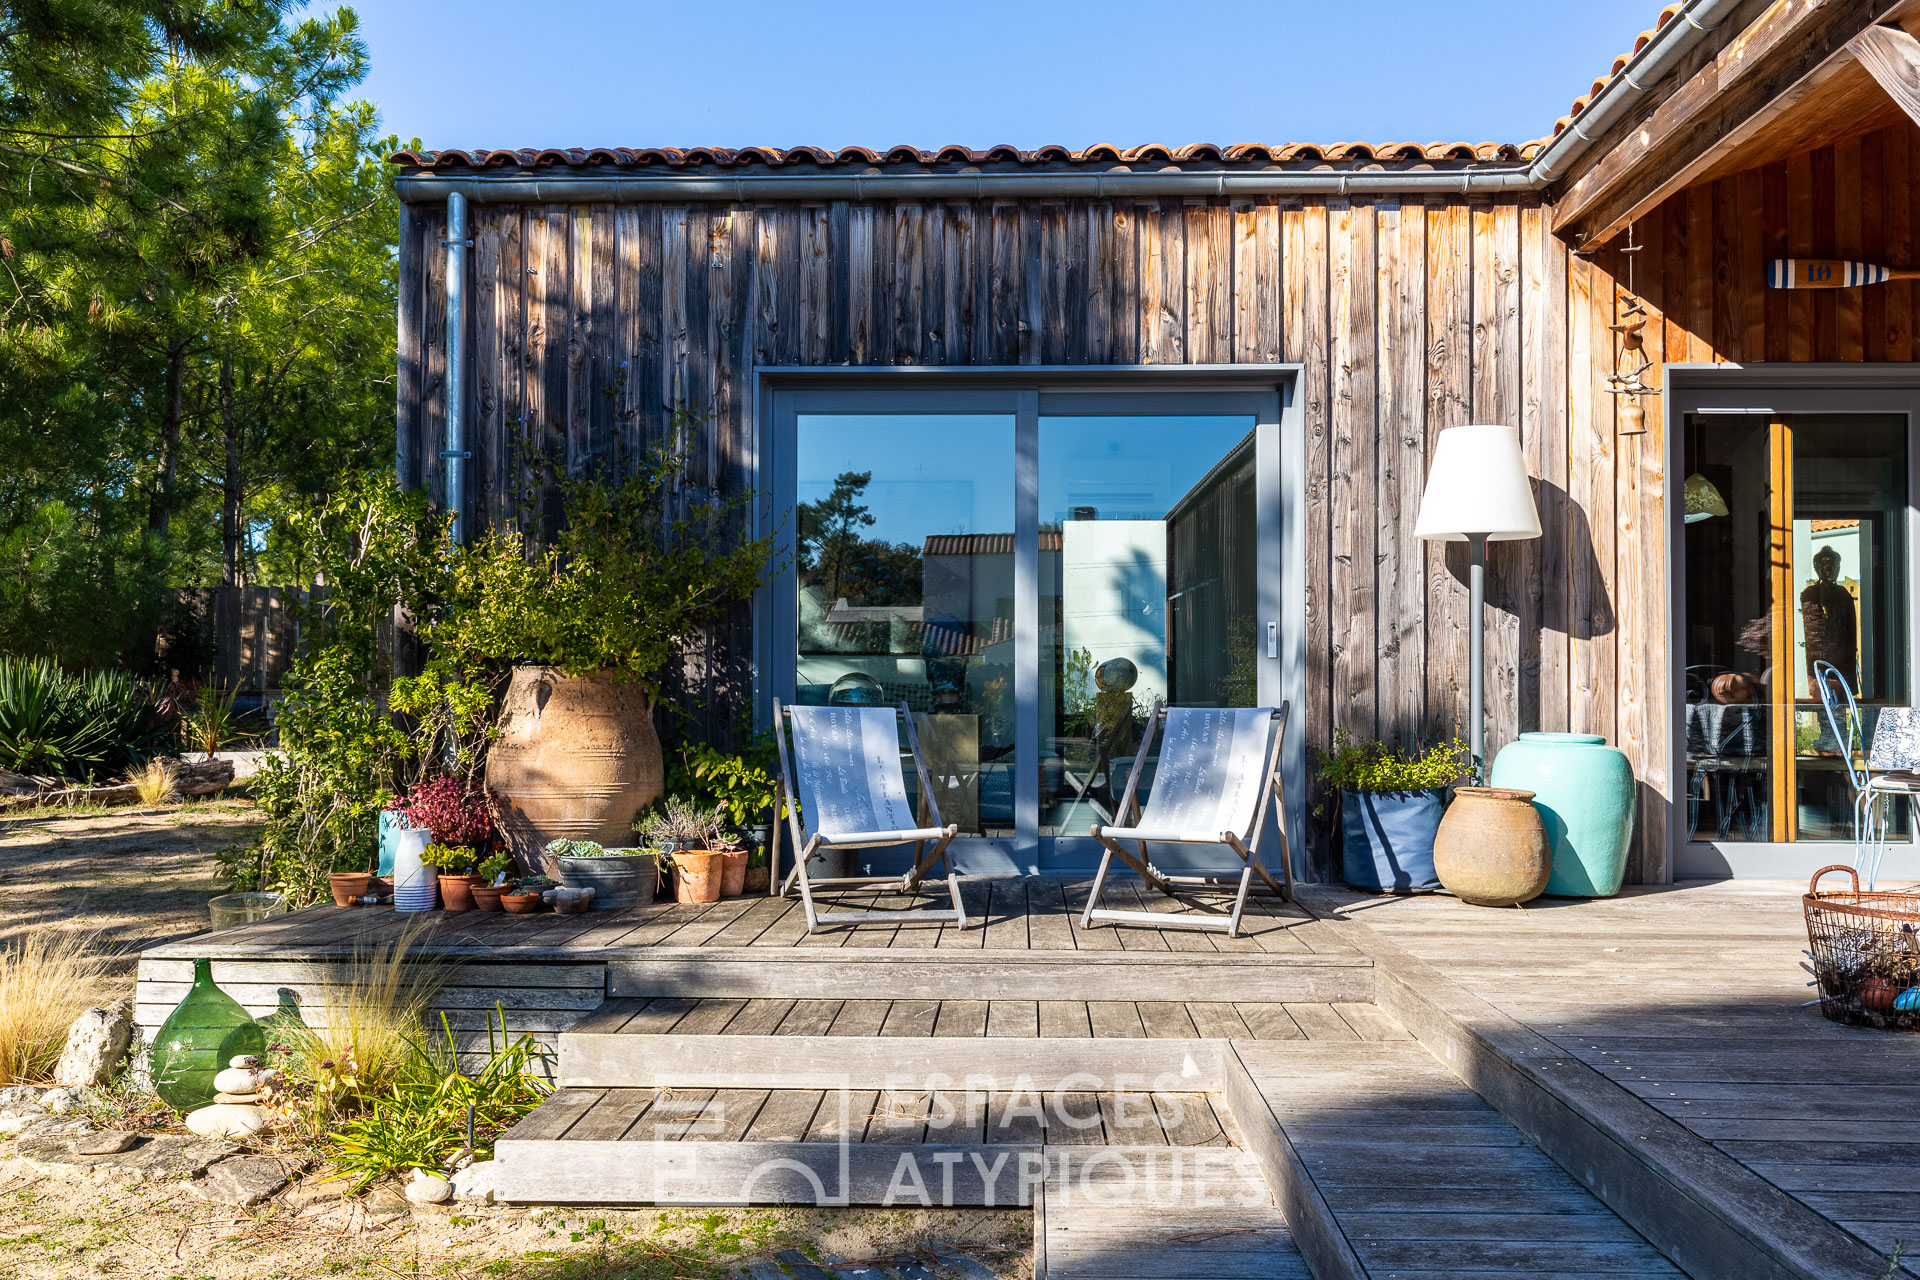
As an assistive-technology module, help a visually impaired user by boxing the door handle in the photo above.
[1267,622,1278,659]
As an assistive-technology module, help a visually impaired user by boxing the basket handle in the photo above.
[1809,864,1859,896]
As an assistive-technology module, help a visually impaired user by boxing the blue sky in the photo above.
[333,0,1658,152]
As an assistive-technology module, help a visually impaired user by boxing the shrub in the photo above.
[396,775,498,850]
[0,931,115,1083]
[1317,728,1469,794]
[665,731,788,827]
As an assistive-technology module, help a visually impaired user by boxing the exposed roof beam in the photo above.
[1849,22,1920,124]
[1552,0,1894,247]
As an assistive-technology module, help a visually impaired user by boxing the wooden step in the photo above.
[608,947,1372,1003]
[1039,1149,1305,1279]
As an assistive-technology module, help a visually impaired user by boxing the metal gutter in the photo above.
[394,166,1536,204]
[1526,0,1741,185]
[390,0,1732,207]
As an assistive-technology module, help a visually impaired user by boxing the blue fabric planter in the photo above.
[1340,788,1444,893]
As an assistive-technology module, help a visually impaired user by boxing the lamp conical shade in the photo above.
[1413,424,1543,542]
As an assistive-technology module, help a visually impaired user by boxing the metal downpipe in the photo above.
[442,191,469,544]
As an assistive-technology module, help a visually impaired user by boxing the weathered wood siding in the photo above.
[397,130,1911,883]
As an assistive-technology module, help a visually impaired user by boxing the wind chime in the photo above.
[1608,222,1657,436]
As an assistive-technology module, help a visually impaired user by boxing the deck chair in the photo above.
[770,700,970,934]
[1080,701,1293,938]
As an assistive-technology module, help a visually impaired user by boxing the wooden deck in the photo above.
[135,873,1896,1278]
[1311,880,1920,1280]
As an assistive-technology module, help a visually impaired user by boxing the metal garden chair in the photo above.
[770,700,969,934]
[1813,659,1920,888]
[1079,701,1294,938]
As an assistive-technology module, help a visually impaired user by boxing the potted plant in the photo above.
[638,798,727,902]
[544,838,660,911]
[667,733,788,893]
[500,874,553,915]
[1318,730,1467,894]
[427,439,780,864]
[328,866,375,908]
[710,826,748,899]
[471,850,513,912]
[421,843,481,911]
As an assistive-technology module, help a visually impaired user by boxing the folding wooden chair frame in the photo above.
[1080,700,1294,938]
[770,699,970,934]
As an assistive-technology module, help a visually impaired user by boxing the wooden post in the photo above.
[1768,416,1795,844]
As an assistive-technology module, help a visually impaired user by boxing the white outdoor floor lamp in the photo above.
[1413,425,1543,782]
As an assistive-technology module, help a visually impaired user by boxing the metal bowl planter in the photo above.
[550,848,660,911]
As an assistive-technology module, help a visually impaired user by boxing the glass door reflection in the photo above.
[1037,416,1259,839]
[794,415,1018,839]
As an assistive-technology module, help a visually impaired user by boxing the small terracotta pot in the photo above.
[719,850,748,897]
[329,873,373,908]
[438,875,477,912]
[673,851,724,903]
[500,891,546,915]
[471,885,506,913]
[1433,786,1551,907]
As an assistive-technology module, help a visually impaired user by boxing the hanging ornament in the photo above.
[1607,222,1658,436]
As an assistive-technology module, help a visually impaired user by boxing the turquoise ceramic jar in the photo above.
[1489,732,1636,898]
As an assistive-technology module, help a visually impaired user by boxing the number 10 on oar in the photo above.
[1768,259,1920,288]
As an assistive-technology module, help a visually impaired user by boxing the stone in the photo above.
[404,1168,452,1205]
[277,1172,356,1211]
[0,1112,46,1135]
[184,1103,270,1139]
[212,1091,261,1105]
[196,1156,294,1207]
[449,1160,496,1205]
[74,1130,138,1156]
[14,1132,238,1182]
[37,1087,80,1115]
[212,1065,276,1095]
[0,1085,41,1109]
[361,1184,412,1223]
[227,1055,262,1070]
[52,1007,134,1088]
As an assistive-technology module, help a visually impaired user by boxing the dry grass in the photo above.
[131,759,178,807]
[281,920,450,1129]
[0,931,115,1083]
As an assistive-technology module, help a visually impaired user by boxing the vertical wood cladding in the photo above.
[395,122,1920,879]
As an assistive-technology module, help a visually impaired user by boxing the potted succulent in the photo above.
[1319,730,1468,894]
[544,838,661,911]
[421,843,482,911]
[470,850,513,912]
[711,827,748,899]
[500,874,554,915]
[638,798,726,903]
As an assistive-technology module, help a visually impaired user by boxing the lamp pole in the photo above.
[1467,533,1487,784]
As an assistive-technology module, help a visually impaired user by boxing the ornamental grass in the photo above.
[0,931,115,1083]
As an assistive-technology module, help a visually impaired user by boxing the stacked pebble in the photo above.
[184,1056,279,1139]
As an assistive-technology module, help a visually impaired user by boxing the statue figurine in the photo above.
[1801,545,1858,692]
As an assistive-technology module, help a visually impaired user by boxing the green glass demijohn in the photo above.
[151,958,266,1113]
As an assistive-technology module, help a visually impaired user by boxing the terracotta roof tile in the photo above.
[1553,2,1686,137]
[386,139,1539,173]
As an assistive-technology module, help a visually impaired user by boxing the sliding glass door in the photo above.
[769,382,1293,872]
[1673,382,1920,878]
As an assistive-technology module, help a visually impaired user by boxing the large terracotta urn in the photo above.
[486,667,663,865]
[1432,786,1551,907]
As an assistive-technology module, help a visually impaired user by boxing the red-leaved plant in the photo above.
[396,776,500,850]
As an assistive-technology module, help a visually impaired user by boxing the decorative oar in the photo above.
[1768,258,1920,288]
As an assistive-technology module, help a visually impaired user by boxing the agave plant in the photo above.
[0,658,167,781]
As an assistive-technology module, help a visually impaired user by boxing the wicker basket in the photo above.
[1803,865,1920,1030]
